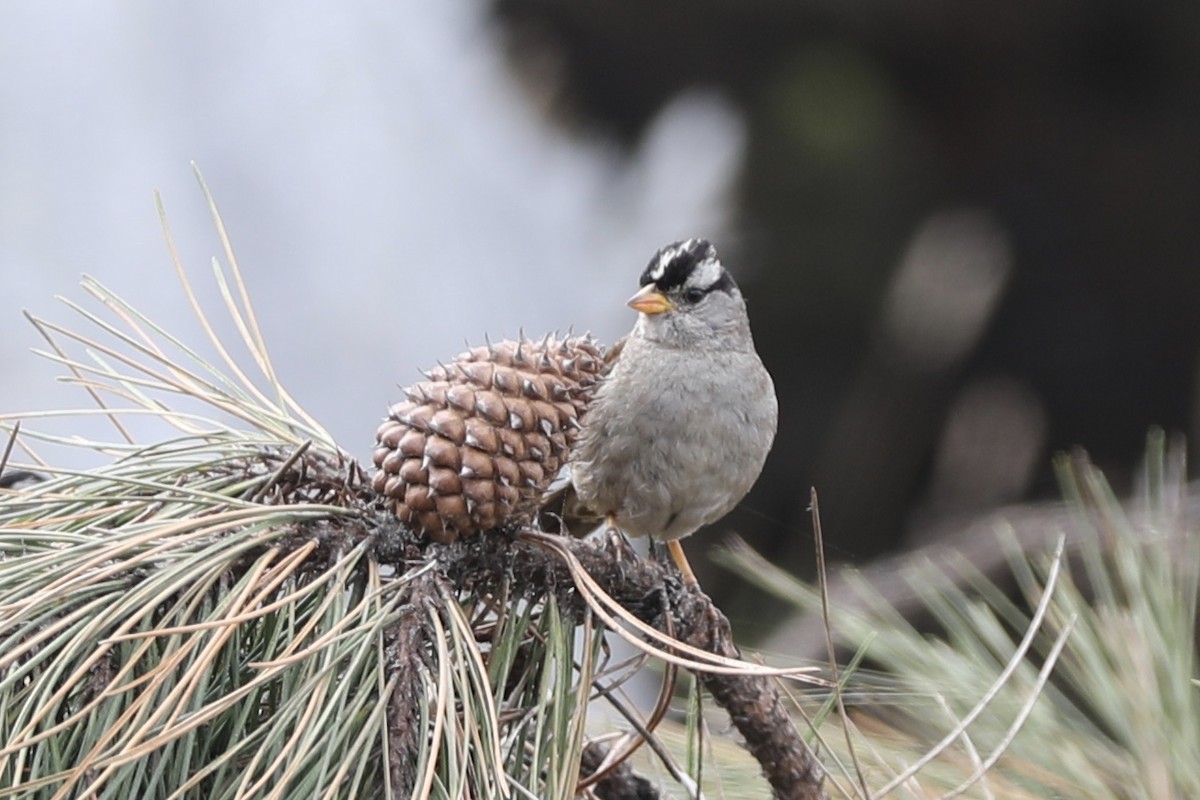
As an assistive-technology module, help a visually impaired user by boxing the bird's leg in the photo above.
[666,540,698,586]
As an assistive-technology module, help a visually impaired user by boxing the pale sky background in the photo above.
[1,0,745,466]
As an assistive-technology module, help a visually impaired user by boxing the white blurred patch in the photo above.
[927,374,1047,512]
[880,209,1013,370]
[627,90,746,250]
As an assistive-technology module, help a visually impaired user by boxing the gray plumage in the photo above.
[570,238,778,542]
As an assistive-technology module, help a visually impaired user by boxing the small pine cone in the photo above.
[373,334,607,543]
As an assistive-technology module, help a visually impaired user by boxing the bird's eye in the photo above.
[683,288,706,304]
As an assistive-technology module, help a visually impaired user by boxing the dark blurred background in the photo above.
[491,0,1200,594]
[3,3,1199,626]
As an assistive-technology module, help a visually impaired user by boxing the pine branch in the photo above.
[433,530,828,800]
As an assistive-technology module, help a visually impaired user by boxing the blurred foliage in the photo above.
[720,431,1200,798]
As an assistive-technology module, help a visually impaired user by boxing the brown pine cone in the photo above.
[372,334,608,543]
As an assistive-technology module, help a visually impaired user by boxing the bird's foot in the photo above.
[600,514,637,560]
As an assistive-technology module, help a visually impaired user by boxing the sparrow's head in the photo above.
[629,238,752,350]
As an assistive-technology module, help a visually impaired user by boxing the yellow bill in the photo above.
[627,284,675,315]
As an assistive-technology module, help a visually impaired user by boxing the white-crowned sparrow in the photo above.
[570,238,778,583]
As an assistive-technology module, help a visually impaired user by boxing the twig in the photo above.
[0,420,19,477]
[575,654,677,792]
[249,440,313,502]
[870,536,1067,797]
[812,488,868,797]
[670,580,827,800]
[938,615,1077,800]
